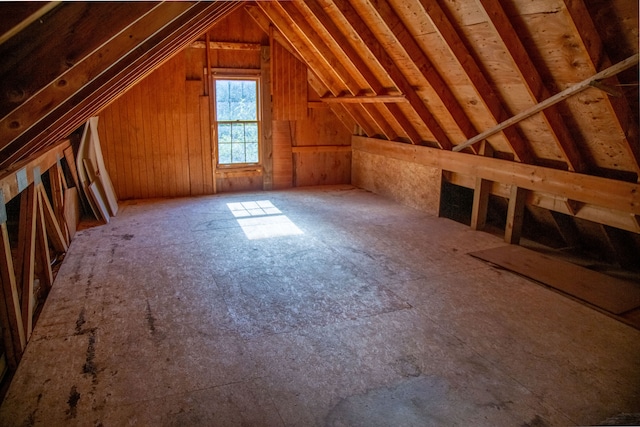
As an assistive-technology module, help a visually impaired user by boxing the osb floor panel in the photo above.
[1,186,639,426]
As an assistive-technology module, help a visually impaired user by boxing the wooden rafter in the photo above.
[474,0,586,172]
[561,0,640,179]
[327,0,452,149]
[275,1,363,96]
[256,2,345,96]
[417,0,534,164]
[297,0,386,95]
[453,54,640,153]
[365,0,479,154]
[1,1,242,169]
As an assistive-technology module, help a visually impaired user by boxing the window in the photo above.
[215,79,260,166]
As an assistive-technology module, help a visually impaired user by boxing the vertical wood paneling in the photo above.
[272,41,307,121]
[272,120,293,189]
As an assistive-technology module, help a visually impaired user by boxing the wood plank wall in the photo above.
[97,8,352,199]
[98,53,209,199]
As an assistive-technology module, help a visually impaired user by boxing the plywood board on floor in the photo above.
[469,245,640,314]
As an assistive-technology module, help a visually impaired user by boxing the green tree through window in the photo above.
[216,79,259,165]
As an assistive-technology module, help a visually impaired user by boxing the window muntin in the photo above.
[215,79,259,166]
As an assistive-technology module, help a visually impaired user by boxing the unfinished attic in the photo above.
[0,0,639,425]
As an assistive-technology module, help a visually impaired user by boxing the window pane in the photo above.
[232,143,246,163]
[231,123,245,142]
[245,123,258,143]
[218,123,231,143]
[246,143,258,163]
[219,143,232,164]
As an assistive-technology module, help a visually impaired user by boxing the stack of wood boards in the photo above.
[76,117,118,223]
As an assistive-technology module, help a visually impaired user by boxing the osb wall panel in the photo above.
[352,149,441,216]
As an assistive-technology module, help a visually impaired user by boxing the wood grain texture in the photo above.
[470,245,640,314]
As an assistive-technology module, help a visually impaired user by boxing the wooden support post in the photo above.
[35,186,54,291]
[0,194,26,370]
[48,161,70,245]
[18,184,37,341]
[470,142,493,230]
[37,184,68,253]
[261,45,274,191]
[505,185,527,244]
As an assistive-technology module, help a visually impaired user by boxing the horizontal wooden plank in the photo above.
[470,245,640,314]
[291,146,351,153]
[320,95,407,103]
[0,139,70,203]
[353,136,640,215]
[191,40,262,51]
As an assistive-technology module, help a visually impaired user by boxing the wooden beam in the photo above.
[298,0,386,95]
[320,95,406,103]
[367,0,480,154]
[291,146,351,154]
[361,104,398,142]
[353,136,640,215]
[1,1,241,169]
[474,0,586,172]
[0,139,70,203]
[505,185,527,244]
[562,0,640,179]
[417,0,533,164]
[447,171,640,233]
[0,2,61,46]
[256,2,344,96]
[37,184,68,253]
[453,54,640,153]
[275,1,362,96]
[190,41,262,51]
[329,0,452,149]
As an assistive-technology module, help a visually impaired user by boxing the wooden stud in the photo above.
[470,142,494,230]
[505,185,527,244]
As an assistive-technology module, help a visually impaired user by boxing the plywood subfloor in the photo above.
[1,186,639,426]
[469,245,640,315]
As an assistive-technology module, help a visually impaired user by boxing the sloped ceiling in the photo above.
[1,0,638,183]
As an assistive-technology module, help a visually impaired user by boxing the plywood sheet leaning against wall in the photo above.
[76,117,119,223]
